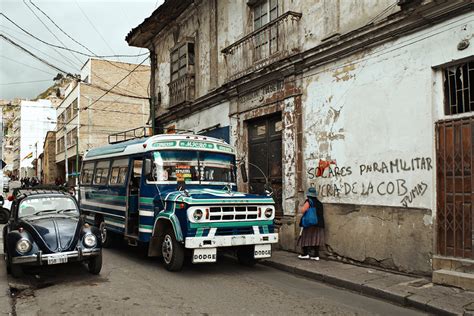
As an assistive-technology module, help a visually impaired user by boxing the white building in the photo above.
[15,100,56,178]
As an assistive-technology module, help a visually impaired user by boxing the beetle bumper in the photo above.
[11,248,101,265]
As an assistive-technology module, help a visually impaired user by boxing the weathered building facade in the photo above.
[127,0,473,278]
[55,58,150,185]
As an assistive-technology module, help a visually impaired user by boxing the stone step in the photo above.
[433,269,474,290]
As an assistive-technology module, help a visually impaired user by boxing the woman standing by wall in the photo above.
[297,187,325,260]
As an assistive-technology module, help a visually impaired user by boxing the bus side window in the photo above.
[81,162,95,185]
[109,158,129,185]
[94,160,110,185]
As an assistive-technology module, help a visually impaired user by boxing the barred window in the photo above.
[444,60,474,115]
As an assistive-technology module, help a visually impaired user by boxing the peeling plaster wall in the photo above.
[166,101,230,133]
[299,15,473,274]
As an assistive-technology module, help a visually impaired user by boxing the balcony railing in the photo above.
[222,11,302,81]
[168,74,195,108]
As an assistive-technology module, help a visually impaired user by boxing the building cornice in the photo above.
[155,0,472,123]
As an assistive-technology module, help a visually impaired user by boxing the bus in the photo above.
[79,134,278,271]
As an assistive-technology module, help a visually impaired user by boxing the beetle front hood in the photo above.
[20,216,82,253]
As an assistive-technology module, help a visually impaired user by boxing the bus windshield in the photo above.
[152,150,236,184]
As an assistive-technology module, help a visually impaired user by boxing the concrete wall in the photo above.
[166,101,230,133]
[299,14,473,274]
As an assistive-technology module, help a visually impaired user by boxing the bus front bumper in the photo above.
[184,233,278,249]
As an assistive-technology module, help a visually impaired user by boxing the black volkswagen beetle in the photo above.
[1,190,102,278]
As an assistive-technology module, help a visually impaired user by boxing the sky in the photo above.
[0,0,164,100]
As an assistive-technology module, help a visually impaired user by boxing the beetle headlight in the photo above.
[83,233,97,248]
[193,209,204,221]
[264,208,273,218]
[16,239,32,254]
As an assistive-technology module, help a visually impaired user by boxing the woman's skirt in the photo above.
[297,226,325,247]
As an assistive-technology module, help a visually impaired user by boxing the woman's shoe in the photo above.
[298,254,310,260]
[310,256,320,261]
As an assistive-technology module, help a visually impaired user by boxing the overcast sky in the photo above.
[0,0,164,100]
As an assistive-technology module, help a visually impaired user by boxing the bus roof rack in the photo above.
[108,127,152,144]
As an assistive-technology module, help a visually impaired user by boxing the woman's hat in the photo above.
[306,187,318,197]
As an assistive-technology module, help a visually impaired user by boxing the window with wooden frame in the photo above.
[443,60,474,115]
[252,0,279,60]
[170,41,195,82]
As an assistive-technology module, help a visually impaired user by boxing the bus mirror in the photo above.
[144,159,152,177]
[240,163,248,183]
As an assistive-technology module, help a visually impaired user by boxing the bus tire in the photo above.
[99,221,114,248]
[161,228,184,272]
[237,246,257,267]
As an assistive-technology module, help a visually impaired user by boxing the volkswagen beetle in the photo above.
[1,190,102,278]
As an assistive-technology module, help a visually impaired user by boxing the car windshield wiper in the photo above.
[56,209,78,214]
[32,209,57,216]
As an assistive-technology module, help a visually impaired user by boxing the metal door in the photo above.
[436,117,474,258]
[248,114,283,217]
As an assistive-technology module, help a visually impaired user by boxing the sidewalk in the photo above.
[261,251,474,315]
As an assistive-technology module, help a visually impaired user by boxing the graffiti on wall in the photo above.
[307,157,433,208]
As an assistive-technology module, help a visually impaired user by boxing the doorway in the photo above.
[126,158,142,237]
[436,117,473,258]
[248,114,283,217]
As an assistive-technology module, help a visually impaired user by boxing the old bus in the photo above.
[79,134,278,271]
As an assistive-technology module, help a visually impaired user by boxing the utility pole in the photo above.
[75,136,79,187]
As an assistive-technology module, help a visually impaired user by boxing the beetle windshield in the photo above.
[151,150,236,184]
[18,196,79,218]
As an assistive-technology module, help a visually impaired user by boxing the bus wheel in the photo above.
[237,246,257,267]
[161,228,184,272]
[99,222,114,248]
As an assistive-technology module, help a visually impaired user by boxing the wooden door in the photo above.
[437,117,474,258]
[248,114,283,217]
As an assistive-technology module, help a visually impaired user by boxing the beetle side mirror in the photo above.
[0,196,4,206]
[240,163,248,183]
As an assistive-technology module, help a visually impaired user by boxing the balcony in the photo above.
[168,74,195,108]
[222,11,302,81]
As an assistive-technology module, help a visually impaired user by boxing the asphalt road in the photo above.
[2,243,427,316]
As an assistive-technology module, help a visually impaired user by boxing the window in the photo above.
[109,159,129,185]
[93,160,110,185]
[71,98,78,118]
[444,60,474,115]
[56,137,65,153]
[170,42,195,82]
[253,0,278,29]
[252,0,279,60]
[81,162,95,185]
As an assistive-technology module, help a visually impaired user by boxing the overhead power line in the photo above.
[22,0,83,68]
[84,56,150,111]
[0,79,52,85]
[0,55,56,76]
[0,34,71,75]
[0,13,149,58]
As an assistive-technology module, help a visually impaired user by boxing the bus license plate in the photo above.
[193,248,217,263]
[47,253,68,265]
[254,244,272,258]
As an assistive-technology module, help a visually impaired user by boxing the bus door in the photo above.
[126,158,142,237]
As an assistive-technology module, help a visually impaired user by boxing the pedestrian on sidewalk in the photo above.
[297,187,325,260]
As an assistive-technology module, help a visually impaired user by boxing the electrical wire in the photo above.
[0,13,149,58]
[0,79,52,85]
[0,34,72,75]
[22,0,83,69]
[0,55,56,76]
[83,56,149,111]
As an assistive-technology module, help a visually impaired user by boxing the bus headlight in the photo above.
[83,233,97,248]
[193,209,204,221]
[16,239,32,253]
[264,208,273,218]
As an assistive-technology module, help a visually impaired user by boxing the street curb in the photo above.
[261,260,459,316]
